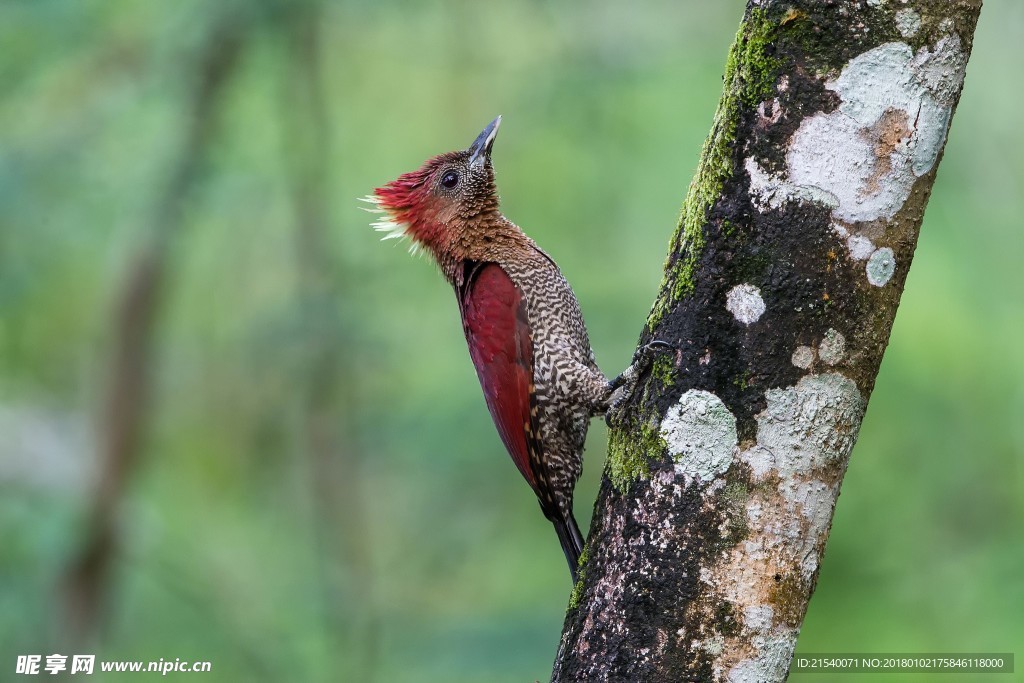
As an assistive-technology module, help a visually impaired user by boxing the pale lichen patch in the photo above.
[745,157,837,214]
[690,374,865,679]
[911,34,969,109]
[767,35,966,279]
[696,634,725,656]
[660,390,738,484]
[726,283,767,325]
[895,9,921,38]
[778,478,835,578]
[818,328,846,366]
[726,632,798,683]
[743,604,775,633]
[741,12,967,289]
[787,39,950,224]
[847,234,875,260]
[739,445,776,482]
[791,345,815,370]
[757,374,864,479]
[866,246,896,286]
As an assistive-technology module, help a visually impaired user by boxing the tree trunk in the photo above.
[553,2,982,681]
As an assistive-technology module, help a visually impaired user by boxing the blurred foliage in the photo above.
[0,0,1020,681]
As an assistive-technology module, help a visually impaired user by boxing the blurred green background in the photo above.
[1,0,1020,681]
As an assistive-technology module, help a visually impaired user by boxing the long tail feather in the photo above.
[552,513,585,583]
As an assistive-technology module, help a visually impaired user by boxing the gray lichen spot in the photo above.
[743,604,775,633]
[726,632,798,683]
[817,328,846,366]
[912,34,970,108]
[781,480,834,533]
[846,234,875,260]
[745,158,837,213]
[867,0,885,6]
[866,247,896,286]
[696,634,725,656]
[694,375,865,682]
[756,374,865,479]
[778,478,835,577]
[738,445,776,481]
[895,9,921,38]
[726,283,767,325]
[660,390,738,485]
[751,375,858,570]
[779,37,966,227]
[791,345,815,370]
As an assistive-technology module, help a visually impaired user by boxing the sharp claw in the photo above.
[632,339,675,365]
[645,340,674,353]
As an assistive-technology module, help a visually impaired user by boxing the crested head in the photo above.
[362,117,504,262]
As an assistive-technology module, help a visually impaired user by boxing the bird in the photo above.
[363,117,664,582]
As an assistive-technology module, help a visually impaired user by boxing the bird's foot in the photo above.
[605,339,676,427]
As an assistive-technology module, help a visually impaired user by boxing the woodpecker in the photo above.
[363,117,659,582]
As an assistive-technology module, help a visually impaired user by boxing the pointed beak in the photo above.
[468,115,501,169]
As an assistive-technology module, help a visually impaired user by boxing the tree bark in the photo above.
[553,2,982,681]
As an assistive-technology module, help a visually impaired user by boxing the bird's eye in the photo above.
[440,170,460,189]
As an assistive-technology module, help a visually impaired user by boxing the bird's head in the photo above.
[363,116,502,260]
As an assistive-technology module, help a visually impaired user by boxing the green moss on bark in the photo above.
[606,419,666,493]
[647,9,782,330]
[566,543,590,610]
[651,354,676,386]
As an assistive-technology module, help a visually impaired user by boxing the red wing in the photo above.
[460,263,539,489]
